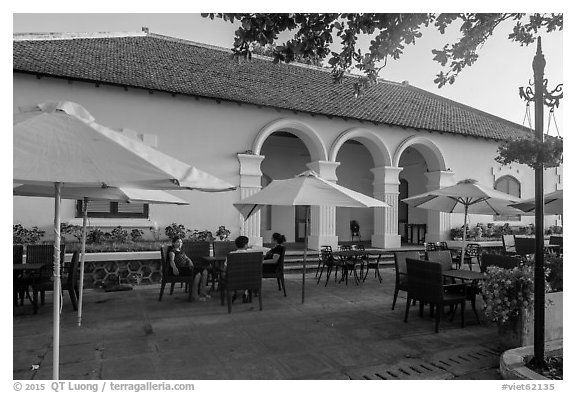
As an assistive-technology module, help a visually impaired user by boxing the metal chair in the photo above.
[463,243,482,271]
[262,246,287,296]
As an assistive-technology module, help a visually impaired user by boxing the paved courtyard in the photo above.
[14,267,503,380]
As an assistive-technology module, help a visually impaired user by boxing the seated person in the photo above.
[167,237,210,301]
[264,232,286,265]
[224,235,253,303]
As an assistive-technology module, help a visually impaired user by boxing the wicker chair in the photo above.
[514,236,535,257]
[425,250,454,272]
[404,258,466,333]
[392,251,421,310]
[549,236,563,255]
[213,241,237,258]
[219,252,263,313]
[13,244,24,264]
[13,244,26,306]
[33,251,80,311]
[158,246,195,302]
[28,244,66,306]
[262,245,287,296]
[501,235,516,255]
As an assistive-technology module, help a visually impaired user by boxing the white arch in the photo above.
[393,135,447,172]
[329,127,392,167]
[252,118,327,162]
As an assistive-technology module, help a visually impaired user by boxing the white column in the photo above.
[306,160,340,250]
[424,170,455,242]
[371,166,402,248]
[237,153,265,246]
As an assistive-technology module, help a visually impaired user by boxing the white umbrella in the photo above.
[234,170,389,303]
[402,178,524,267]
[13,184,188,327]
[14,101,235,379]
[510,189,563,215]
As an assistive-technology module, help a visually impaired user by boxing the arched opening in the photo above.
[329,128,392,245]
[395,136,447,244]
[494,175,521,221]
[398,147,429,244]
[334,139,375,242]
[260,131,312,243]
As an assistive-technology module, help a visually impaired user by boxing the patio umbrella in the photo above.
[234,170,389,303]
[509,189,563,215]
[14,184,188,327]
[401,179,524,266]
[14,101,236,379]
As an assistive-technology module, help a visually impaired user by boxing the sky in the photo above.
[11,11,564,135]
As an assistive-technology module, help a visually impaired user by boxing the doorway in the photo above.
[295,206,307,242]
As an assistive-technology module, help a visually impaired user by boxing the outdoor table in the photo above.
[13,263,44,313]
[442,269,485,282]
[332,249,388,282]
[442,269,485,324]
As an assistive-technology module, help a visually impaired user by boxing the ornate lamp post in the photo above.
[519,37,562,368]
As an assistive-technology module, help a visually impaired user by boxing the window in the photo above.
[76,200,149,219]
[494,176,521,221]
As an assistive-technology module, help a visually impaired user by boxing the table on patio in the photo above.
[332,249,391,282]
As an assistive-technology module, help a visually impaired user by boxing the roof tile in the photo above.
[13,33,531,141]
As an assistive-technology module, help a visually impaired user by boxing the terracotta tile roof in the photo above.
[13,32,531,141]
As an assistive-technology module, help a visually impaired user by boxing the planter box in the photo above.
[521,291,563,346]
[63,251,162,288]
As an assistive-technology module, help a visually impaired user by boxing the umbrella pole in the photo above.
[53,182,62,380]
[77,198,88,327]
[302,205,309,304]
[460,204,469,269]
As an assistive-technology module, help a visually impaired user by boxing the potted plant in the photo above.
[215,225,231,241]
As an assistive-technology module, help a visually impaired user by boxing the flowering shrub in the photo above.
[480,265,535,326]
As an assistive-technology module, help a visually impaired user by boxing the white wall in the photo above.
[14,73,562,242]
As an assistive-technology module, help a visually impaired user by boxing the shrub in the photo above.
[13,224,45,244]
[189,229,214,242]
[165,223,189,240]
[215,226,231,240]
[130,229,145,242]
[60,223,83,242]
[110,226,129,243]
[87,228,109,244]
[545,256,563,292]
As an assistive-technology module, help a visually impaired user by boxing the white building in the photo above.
[12,31,562,249]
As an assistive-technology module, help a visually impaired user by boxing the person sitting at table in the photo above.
[167,237,210,301]
[264,232,286,264]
